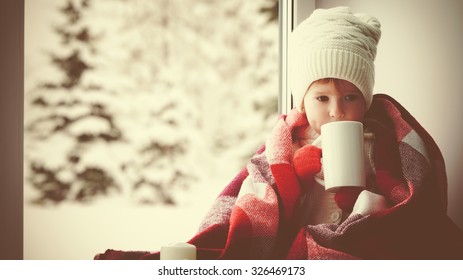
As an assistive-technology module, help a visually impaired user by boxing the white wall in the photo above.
[312,0,463,229]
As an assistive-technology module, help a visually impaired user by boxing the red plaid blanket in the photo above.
[95,94,463,260]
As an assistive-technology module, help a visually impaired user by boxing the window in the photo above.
[279,0,315,114]
[24,0,279,259]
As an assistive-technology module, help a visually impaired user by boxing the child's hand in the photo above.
[293,145,322,184]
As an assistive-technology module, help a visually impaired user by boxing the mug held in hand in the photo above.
[320,121,366,192]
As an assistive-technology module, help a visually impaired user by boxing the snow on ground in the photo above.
[24,202,202,259]
[24,172,233,260]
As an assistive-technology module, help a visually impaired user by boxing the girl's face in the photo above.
[303,79,367,134]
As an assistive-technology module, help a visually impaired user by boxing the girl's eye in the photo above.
[316,96,328,102]
[345,94,359,101]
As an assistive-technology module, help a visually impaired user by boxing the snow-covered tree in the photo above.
[24,0,279,206]
[25,0,124,205]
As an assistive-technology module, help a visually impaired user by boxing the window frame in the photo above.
[278,0,315,115]
[0,0,24,260]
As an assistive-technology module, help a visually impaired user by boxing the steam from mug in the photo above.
[320,121,366,192]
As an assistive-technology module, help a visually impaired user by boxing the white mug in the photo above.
[318,121,366,192]
[160,242,196,260]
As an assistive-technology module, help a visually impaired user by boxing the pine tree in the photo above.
[111,0,280,199]
[24,0,279,206]
[25,0,123,205]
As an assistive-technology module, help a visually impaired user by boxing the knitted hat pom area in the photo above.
[289,6,381,112]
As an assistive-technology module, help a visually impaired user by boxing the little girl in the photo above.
[289,7,388,226]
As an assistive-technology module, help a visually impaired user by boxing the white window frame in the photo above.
[279,0,315,115]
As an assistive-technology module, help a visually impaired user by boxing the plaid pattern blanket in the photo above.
[95,94,463,260]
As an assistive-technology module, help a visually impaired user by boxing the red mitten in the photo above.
[293,145,322,184]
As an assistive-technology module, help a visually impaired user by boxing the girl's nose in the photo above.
[329,101,345,120]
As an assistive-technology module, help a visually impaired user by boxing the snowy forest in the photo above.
[24,0,279,259]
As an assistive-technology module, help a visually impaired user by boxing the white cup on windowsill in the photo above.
[160,242,196,260]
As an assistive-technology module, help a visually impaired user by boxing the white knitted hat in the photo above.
[290,7,381,111]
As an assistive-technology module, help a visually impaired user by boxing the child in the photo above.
[289,7,388,226]
[95,7,463,260]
